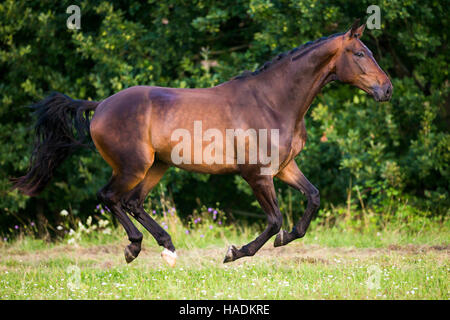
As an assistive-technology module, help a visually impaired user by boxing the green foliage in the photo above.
[0,1,448,235]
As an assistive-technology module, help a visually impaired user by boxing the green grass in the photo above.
[0,219,448,300]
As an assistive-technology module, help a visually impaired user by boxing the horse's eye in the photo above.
[354,51,364,57]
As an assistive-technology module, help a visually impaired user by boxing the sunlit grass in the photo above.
[1,217,448,300]
[1,202,448,300]
[1,240,448,300]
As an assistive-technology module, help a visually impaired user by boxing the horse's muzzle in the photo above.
[372,82,393,102]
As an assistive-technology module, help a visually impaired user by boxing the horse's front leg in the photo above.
[223,175,282,263]
[273,160,320,247]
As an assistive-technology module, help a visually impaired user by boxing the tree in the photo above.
[0,0,448,235]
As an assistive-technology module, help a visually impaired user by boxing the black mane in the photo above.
[234,32,344,80]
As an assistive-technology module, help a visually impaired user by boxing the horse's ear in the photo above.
[345,19,365,39]
[354,23,366,38]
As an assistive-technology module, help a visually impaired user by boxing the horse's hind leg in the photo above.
[90,100,156,263]
[122,161,177,267]
[97,172,148,263]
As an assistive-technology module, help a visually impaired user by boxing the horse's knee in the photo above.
[121,197,141,217]
[97,187,117,207]
[268,214,282,235]
[310,189,320,209]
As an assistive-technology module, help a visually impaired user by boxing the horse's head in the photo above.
[335,20,393,102]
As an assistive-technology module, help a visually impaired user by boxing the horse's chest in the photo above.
[279,122,307,168]
[291,130,307,156]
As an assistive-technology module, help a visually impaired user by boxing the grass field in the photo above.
[0,219,448,300]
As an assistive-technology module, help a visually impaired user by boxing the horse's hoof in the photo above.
[161,248,177,267]
[274,230,289,247]
[223,245,238,263]
[124,246,136,264]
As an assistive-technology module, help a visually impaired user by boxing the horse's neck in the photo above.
[254,39,339,128]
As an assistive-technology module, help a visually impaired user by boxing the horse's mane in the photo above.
[233,32,344,80]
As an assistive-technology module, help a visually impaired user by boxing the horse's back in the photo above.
[89,85,235,172]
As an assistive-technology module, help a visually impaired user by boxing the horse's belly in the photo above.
[171,162,239,174]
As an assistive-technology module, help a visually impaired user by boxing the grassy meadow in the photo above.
[0,207,448,300]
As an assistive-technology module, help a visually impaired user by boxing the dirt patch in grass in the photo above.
[387,244,449,254]
[1,242,448,271]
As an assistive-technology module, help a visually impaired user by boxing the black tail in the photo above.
[12,92,99,196]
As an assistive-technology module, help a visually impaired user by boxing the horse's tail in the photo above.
[12,92,100,196]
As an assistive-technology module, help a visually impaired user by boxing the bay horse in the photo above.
[13,21,392,266]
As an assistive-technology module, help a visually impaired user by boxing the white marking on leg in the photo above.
[161,248,177,267]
